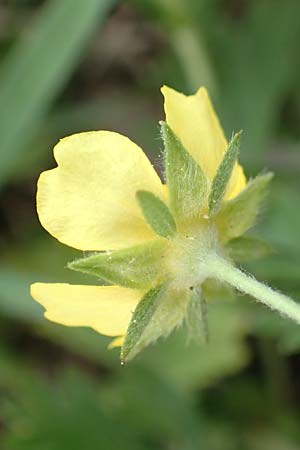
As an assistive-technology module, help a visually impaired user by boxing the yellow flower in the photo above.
[30,85,249,358]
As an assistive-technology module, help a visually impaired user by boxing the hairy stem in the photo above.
[208,254,300,324]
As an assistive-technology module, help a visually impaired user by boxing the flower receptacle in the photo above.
[165,220,221,291]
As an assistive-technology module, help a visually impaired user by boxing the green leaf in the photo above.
[209,131,242,215]
[1,365,151,450]
[225,236,273,262]
[0,0,114,186]
[185,288,208,344]
[160,121,209,224]
[121,285,188,362]
[136,190,176,238]
[68,240,167,289]
[216,173,273,241]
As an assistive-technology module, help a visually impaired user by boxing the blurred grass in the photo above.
[0,0,115,186]
[0,1,300,449]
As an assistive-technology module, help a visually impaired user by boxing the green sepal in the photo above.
[160,121,209,223]
[68,240,167,289]
[121,284,188,362]
[225,235,273,262]
[121,285,165,362]
[216,172,273,241]
[136,190,176,238]
[185,287,208,344]
[209,131,242,216]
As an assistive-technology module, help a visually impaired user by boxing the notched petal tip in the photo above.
[30,282,143,337]
[36,130,166,251]
[195,85,209,98]
[108,336,124,349]
[30,282,43,299]
[161,84,246,201]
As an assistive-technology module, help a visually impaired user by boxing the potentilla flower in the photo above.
[31,86,300,362]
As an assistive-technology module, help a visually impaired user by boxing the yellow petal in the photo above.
[108,336,124,349]
[161,85,246,199]
[30,283,143,337]
[37,131,165,251]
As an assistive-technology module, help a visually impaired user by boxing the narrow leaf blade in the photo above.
[216,173,273,241]
[68,240,167,289]
[209,131,242,215]
[136,190,176,238]
[0,0,114,186]
[160,122,209,223]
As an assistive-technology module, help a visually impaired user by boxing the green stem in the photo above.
[208,254,300,324]
[171,26,217,94]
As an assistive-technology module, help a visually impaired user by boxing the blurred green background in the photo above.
[0,0,300,449]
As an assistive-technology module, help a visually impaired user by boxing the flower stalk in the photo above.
[207,254,300,324]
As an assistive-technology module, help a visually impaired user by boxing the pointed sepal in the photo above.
[209,131,242,216]
[185,287,209,344]
[216,172,273,241]
[121,284,188,362]
[68,240,167,289]
[160,121,209,224]
[225,235,273,262]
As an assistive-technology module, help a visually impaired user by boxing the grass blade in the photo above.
[0,0,115,186]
